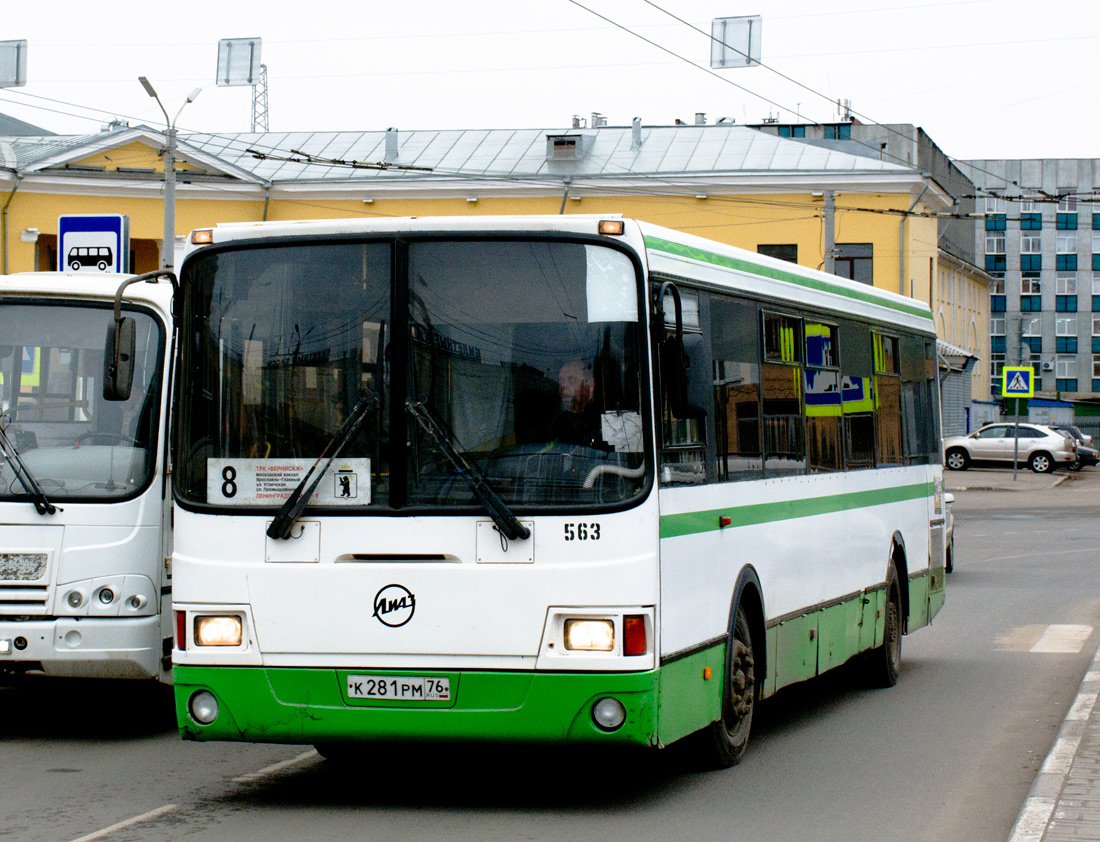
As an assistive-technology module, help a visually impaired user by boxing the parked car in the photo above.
[1054,425,1099,469]
[943,423,1077,473]
[944,492,954,574]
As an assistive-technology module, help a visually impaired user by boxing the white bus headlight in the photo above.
[564,618,614,651]
[189,690,219,724]
[194,615,243,647]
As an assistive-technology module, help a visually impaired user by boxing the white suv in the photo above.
[943,423,1077,473]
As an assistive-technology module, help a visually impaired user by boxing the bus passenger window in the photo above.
[874,333,903,465]
[711,297,762,482]
[840,321,875,469]
[805,322,841,473]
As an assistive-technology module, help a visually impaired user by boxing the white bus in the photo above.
[0,271,176,682]
[168,217,945,765]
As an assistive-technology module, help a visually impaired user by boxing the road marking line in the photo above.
[1067,691,1099,721]
[1007,797,1057,842]
[1030,624,1094,654]
[232,749,318,782]
[69,804,177,842]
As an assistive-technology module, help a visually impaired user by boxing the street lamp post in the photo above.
[139,77,201,272]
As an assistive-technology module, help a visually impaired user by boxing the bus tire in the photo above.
[866,564,902,688]
[696,602,756,768]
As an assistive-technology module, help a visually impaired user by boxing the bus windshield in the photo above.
[0,302,163,501]
[177,237,649,512]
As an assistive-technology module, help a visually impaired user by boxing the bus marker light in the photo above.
[194,615,243,647]
[703,667,712,680]
[191,229,214,245]
[189,690,219,724]
[175,611,186,649]
[592,697,626,731]
[623,615,647,656]
[598,220,625,236]
[719,516,732,528]
[564,619,614,651]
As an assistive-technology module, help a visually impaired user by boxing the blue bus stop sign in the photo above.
[58,214,130,273]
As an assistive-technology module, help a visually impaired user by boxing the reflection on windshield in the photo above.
[0,304,162,500]
[176,237,648,511]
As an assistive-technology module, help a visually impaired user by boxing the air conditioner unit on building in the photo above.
[1041,361,1054,371]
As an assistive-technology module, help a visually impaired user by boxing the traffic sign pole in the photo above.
[1001,367,1035,482]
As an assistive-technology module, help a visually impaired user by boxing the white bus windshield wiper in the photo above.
[405,398,530,541]
[0,416,57,515]
[266,390,379,540]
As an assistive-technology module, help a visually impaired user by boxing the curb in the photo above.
[948,475,1070,493]
[1006,638,1100,842]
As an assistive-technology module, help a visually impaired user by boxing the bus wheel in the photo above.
[866,565,901,688]
[697,602,756,768]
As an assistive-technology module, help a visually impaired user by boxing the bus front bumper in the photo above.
[174,665,659,748]
[0,615,165,679]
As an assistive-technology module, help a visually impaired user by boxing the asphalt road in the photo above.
[3,468,1098,842]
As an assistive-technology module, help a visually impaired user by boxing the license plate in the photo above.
[346,675,451,702]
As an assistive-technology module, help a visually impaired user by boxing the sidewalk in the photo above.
[1008,640,1100,842]
[944,467,1071,494]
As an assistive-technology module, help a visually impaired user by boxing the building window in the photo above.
[991,276,1005,295]
[823,124,851,140]
[1022,275,1041,295]
[985,196,1007,215]
[1093,354,1100,378]
[1020,199,1040,213]
[991,336,1007,353]
[991,353,1005,393]
[1093,231,1100,252]
[1058,190,1077,213]
[1092,314,1100,337]
[1057,273,1078,295]
[1057,337,1078,353]
[1021,213,1043,231]
[1021,235,1042,254]
[1057,233,1077,253]
[990,316,1006,335]
[758,244,798,264]
[986,234,1006,254]
[986,255,1006,272]
[834,243,873,285]
[986,214,1007,232]
[1057,213,1078,230]
[1056,296,1078,312]
[991,295,1006,313]
[1057,315,1078,336]
[1022,316,1042,337]
[1058,254,1078,271]
[1056,356,1077,377]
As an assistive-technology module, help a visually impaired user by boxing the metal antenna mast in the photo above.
[251,64,269,132]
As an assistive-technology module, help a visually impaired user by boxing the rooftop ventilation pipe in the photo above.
[384,128,398,163]
[631,117,643,151]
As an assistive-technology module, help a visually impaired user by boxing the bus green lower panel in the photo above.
[656,644,726,747]
[174,665,659,748]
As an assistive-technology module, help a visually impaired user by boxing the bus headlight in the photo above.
[564,618,614,651]
[592,697,626,731]
[194,615,243,647]
[189,690,219,724]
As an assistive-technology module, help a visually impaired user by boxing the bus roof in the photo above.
[0,272,175,319]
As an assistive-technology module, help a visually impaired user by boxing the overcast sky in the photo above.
[0,0,1096,163]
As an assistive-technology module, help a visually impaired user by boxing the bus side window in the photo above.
[840,320,875,469]
[805,321,842,473]
[711,296,762,482]
[873,332,903,465]
[659,288,709,486]
[762,312,806,475]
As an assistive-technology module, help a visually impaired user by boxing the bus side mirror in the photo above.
[103,317,135,401]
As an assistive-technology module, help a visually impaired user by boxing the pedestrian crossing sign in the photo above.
[1001,366,1034,398]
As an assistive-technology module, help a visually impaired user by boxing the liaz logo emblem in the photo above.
[373,584,416,627]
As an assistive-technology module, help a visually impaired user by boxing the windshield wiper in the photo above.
[405,398,530,541]
[266,390,380,540]
[0,416,57,515]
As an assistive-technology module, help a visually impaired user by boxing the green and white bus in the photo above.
[167,216,945,765]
